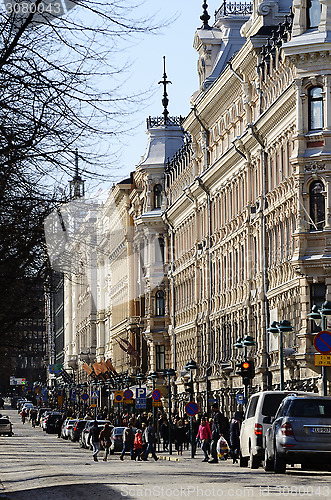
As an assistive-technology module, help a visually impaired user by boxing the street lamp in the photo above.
[164,368,176,455]
[234,335,256,403]
[184,359,198,459]
[267,320,293,391]
[308,300,331,396]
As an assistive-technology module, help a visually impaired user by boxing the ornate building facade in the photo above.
[61,0,331,416]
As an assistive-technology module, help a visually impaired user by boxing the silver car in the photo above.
[0,417,13,436]
[264,395,331,473]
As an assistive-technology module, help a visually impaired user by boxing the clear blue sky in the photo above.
[96,0,214,189]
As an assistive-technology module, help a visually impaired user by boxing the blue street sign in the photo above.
[135,398,147,409]
[136,387,147,399]
[208,398,218,404]
[314,331,331,354]
[185,401,199,416]
[236,394,245,405]
[70,388,76,402]
[152,389,161,402]
[91,390,99,399]
[81,393,89,401]
[124,389,133,400]
[42,388,48,402]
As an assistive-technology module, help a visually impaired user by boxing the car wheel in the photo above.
[249,448,260,469]
[273,450,286,474]
[264,448,273,472]
[239,451,249,467]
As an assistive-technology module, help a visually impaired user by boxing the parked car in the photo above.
[69,420,88,442]
[44,412,63,434]
[41,411,54,430]
[0,417,13,436]
[264,394,331,473]
[37,407,52,426]
[61,419,77,439]
[17,399,28,412]
[109,426,126,453]
[239,390,316,468]
[21,402,35,415]
[80,420,112,449]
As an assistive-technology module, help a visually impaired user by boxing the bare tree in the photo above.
[0,1,166,350]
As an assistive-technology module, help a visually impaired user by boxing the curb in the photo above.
[159,456,180,462]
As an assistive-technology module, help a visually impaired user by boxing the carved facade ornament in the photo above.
[304,162,326,171]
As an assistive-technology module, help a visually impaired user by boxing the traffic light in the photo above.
[240,360,255,385]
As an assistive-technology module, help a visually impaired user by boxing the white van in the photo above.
[239,390,316,468]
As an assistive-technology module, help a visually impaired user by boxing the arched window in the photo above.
[309,86,323,130]
[307,0,321,29]
[155,290,165,316]
[154,184,162,209]
[310,180,325,231]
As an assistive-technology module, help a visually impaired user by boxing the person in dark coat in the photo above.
[209,404,230,463]
[174,419,186,455]
[142,421,159,461]
[88,421,101,462]
[229,411,243,463]
[120,420,135,460]
[160,418,169,451]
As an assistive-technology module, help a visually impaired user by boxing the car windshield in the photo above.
[0,419,10,424]
[288,399,331,418]
[114,427,125,434]
[261,394,287,417]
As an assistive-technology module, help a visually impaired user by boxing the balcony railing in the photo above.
[215,1,253,19]
[146,115,185,129]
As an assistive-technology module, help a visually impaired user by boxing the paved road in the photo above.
[1,406,331,500]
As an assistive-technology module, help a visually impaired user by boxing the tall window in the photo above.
[309,86,323,131]
[155,237,164,263]
[154,184,162,209]
[309,180,325,230]
[156,345,165,371]
[155,290,165,316]
[307,0,321,29]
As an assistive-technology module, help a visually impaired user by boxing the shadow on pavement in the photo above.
[4,483,133,500]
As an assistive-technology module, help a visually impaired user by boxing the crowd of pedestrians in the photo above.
[21,401,244,464]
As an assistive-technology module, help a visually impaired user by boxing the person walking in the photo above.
[174,419,186,455]
[88,421,101,462]
[229,411,243,464]
[133,429,143,461]
[142,421,159,461]
[160,418,169,451]
[30,408,37,428]
[209,404,230,463]
[21,409,26,424]
[120,420,135,461]
[196,416,212,462]
[99,422,112,462]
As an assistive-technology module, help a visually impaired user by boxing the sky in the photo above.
[88,0,212,192]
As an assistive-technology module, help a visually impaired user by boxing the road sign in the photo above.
[91,390,99,399]
[315,354,331,366]
[123,389,133,400]
[81,393,89,401]
[313,330,331,354]
[135,398,147,409]
[208,398,218,404]
[152,401,162,407]
[123,399,134,404]
[70,388,77,402]
[185,401,199,416]
[114,391,124,403]
[136,387,147,399]
[236,394,245,405]
[152,389,161,401]
[90,403,97,408]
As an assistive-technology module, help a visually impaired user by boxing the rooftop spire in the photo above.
[200,1,211,29]
[158,56,172,125]
[70,149,85,199]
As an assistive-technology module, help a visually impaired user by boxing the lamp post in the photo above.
[234,335,256,403]
[164,368,176,455]
[308,300,331,396]
[267,320,293,391]
[148,371,159,449]
[184,359,198,459]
